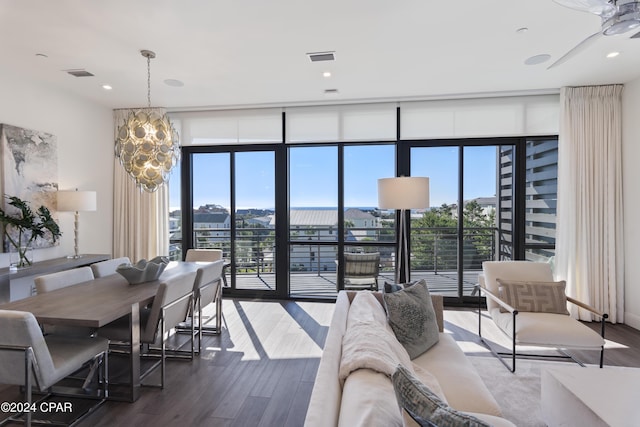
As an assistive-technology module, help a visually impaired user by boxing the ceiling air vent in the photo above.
[307,51,335,62]
[64,69,95,77]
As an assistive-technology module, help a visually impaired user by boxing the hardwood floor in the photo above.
[2,300,640,426]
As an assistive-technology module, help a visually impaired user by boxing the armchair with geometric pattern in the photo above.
[477,261,607,372]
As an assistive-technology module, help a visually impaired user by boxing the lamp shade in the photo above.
[378,177,430,210]
[57,190,97,212]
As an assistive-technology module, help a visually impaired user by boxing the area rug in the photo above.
[468,356,569,427]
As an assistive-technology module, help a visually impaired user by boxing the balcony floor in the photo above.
[229,270,482,298]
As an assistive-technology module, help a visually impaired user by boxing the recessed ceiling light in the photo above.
[164,79,184,87]
[524,54,551,65]
[606,51,620,58]
[102,84,112,90]
[323,71,331,78]
[516,27,529,34]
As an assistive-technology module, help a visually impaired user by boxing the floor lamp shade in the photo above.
[57,190,97,258]
[378,177,430,209]
[378,177,430,284]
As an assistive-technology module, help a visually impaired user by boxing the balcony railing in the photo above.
[170,226,497,275]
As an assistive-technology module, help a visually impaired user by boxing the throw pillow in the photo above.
[497,279,569,314]
[392,365,491,427]
[384,280,418,294]
[383,279,439,359]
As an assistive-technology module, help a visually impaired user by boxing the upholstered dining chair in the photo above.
[34,267,96,336]
[341,252,381,291]
[477,261,607,372]
[98,271,197,389]
[90,257,131,278]
[0,309,108,426]
[185,248,223,262]
[192,261,225,349]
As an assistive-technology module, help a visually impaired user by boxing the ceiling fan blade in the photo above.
[547,30,604,69]
[553,0,617,16]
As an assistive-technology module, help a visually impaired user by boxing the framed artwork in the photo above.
[0,123,59,251]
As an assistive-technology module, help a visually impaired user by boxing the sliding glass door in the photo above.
[187,147,283,297]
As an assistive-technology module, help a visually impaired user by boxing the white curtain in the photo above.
[113,109,170,261]
[555,85,624,323]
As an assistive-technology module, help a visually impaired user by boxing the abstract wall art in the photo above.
[0,123,59,251]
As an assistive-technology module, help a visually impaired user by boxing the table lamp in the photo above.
[57,189,97,258]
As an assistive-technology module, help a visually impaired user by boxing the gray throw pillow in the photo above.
[382,279,439,359]
[383,280,418,294]
[392,365,490,427]
[497,279,569,314]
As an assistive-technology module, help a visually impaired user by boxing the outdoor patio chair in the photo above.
[477,260,607,372]
[341,252,381,291]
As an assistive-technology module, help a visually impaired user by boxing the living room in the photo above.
[1,1,640,426]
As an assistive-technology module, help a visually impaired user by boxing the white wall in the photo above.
[0,70,114,265]
[623,76,640,330]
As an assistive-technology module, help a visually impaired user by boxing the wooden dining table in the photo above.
[0,261,202,402]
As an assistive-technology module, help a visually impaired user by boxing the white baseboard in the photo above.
[624,312,640,331]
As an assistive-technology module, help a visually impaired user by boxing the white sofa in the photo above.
[305,291,516,427]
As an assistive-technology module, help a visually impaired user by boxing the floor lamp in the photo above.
[378,177,430,284]
[57,189,97,258]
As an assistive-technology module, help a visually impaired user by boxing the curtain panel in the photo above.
[112,109,170,262]
[555,85,624,323]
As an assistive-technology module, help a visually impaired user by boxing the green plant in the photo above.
[0,195,61,267]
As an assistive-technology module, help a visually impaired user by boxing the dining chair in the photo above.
[34,267,96,337]
[98,271,197,389]
[90,257,131,278]
[34,266,94,294]
[193,260,225,350]
[0,309,108,426]
[184,248,223,262]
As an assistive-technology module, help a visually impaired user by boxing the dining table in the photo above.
[0,261,203,402]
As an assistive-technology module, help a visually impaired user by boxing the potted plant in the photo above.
[0,195,61,269]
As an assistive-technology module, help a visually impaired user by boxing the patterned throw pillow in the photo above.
[382,279,439,359]
[497,279,569,314]
[392,365,490,427]
[383,280,418,294]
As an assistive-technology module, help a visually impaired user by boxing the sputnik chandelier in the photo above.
[115,50,180,192]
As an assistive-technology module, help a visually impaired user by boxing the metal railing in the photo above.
[170,226,497,275]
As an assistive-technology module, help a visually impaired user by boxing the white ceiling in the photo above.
[2,0,640,111]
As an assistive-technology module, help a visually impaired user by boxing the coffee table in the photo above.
[541,365,640,427]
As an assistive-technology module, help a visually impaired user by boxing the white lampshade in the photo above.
[378,177,430,210]
[57,190,97,212]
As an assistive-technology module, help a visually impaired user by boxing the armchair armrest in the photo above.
[476,284,518,314]
[566,296,609,320]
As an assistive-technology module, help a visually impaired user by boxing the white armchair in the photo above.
[477,261,607,372]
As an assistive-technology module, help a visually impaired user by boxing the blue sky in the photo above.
[169,145,497,210]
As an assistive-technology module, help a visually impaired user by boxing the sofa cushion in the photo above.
[497,279,569,314]
[339,369,403,427]
[383,279,439,359]
[392,365,490,427]
[412,334,503,416]
[340,292,413,384]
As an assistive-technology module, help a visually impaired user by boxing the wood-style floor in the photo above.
[2,299,640,426]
